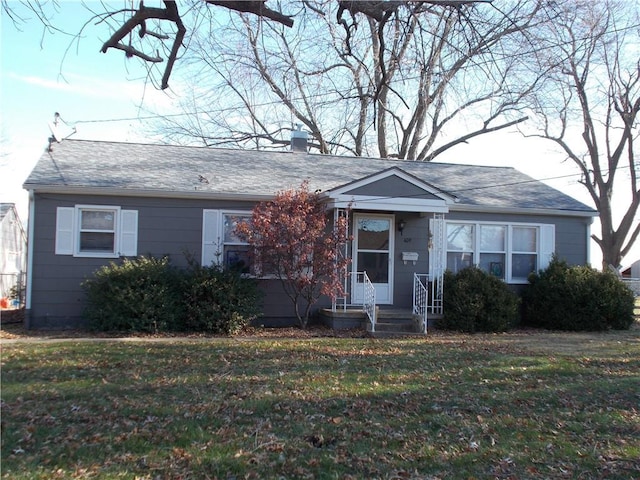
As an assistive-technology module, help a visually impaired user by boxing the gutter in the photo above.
[22,184,274,203]
[448,203,598,218]
[24,184,598,218]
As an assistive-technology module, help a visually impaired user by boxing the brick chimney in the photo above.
[291,125,308,153]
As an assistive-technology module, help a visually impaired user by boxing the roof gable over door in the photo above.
[323,167,454,212]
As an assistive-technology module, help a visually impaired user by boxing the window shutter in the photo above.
[120,210,138,256]
[202,209,221,266]
[55,207,75,255]
[539,224,555,270]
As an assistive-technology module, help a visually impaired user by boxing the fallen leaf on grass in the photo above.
[305,434,336,448]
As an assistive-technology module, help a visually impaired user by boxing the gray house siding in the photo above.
[27,193,293,328]
[345,176,441,200]
[389,212,429,308]
[27,193,593,329]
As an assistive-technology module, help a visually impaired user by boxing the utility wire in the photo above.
[63,15,640,126]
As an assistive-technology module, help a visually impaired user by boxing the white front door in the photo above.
[353,214,394,304]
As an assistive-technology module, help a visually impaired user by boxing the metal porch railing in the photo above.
[332,271,377,332]
[413,273,428,333]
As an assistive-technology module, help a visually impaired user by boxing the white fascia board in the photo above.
[327,194,449,213]
[449,203,598,218]
[24,185,274,202]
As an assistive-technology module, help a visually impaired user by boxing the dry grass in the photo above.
[2,323,639,479]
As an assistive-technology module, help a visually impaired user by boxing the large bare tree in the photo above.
[522,0,639,269]
[158,0,542,159]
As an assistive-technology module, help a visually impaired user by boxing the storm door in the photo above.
[353,214,394,304]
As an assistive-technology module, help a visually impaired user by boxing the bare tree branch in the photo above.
[425,116,528,161]
[207,0,294,27]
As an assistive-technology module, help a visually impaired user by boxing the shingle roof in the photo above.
[24,139,596,215]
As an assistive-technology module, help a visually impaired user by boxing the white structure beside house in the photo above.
[1,203,27,308]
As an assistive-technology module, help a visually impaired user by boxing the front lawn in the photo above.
[1,328,639,479]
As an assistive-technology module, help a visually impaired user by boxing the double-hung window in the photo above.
[202,210,252,273]
[511,226,538,282]
[445,221,553,283]
[55,205,138,258]
[78,208,117,254]
[479,225,506,279]
[222,213,252,273]
[446,223,474,272]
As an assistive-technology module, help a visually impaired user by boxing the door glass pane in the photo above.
[357,218,390,250]
[513,226,536,252]
[357,252,389,283]
[447,224,474,251]
[480,225,505,251]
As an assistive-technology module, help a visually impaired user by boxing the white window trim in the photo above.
[55,205,138,258]
[479,224,507,279]
[202,209,253,269]
[75,205,121,258]
[221,211,252,273]
[445,220,554,284]
[202,209,298,279]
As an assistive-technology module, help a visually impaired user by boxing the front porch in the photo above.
[326,271,444,335]
[322,167,452,335]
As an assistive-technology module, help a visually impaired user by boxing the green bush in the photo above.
[522,257,635,331]
[83,255,263,335]
[83,256,182,332]
[181,258,262,335]
[440,267,519,333]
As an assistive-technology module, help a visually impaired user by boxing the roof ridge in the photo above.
[58,138,517,171]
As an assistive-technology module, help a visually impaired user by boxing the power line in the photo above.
[71,112,190,124]
[64,11,640,126]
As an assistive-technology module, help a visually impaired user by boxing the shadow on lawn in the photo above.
[2,336,639,479]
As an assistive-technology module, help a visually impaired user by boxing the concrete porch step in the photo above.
[369,309,422,336]
[320,307,442,336]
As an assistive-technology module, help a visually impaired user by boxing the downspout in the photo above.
[25,189,35,329]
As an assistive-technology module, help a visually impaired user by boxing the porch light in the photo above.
[398,219,406,235]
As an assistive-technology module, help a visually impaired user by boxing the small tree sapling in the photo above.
[236,181,350,328]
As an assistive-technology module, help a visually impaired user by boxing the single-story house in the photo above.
[22,136,597,330]
[1,203,27,309]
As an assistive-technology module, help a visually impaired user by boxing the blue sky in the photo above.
[1,2,175,216]
[0,2,637,268]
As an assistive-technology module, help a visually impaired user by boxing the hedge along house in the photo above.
[23,136,597,331]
